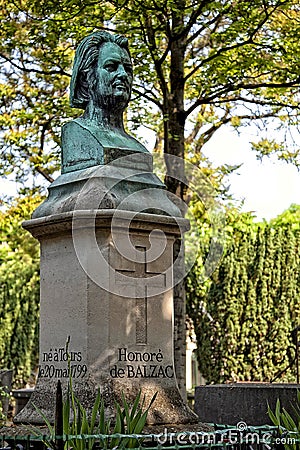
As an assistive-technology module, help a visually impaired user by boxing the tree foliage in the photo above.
[0,194,41,386]
[114,0,300,177]
[0,0,107,185]
[1,0,300,192]
[187,204,300,383]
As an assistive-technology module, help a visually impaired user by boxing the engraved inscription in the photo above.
[39,364,87,379]
[38,344,87,379]
[110,347,174,379]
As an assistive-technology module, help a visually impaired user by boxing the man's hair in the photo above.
[70,31,130,109]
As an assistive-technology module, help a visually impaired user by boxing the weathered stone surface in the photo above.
[15,211,197,425]
[12,388,34,415]
[194,383,300,426]
[32,154,179,220]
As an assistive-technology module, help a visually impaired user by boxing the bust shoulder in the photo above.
[67,117,148,153]
[61,119,104,173]
[61,117,149,174]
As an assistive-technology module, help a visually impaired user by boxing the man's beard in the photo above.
[90,76,130,112]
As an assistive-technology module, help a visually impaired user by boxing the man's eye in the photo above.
[105,63,117,72]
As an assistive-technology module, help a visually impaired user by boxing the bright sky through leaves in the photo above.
[202,127,300,221]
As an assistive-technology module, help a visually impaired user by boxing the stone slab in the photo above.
[12,389,34,415]
[194,383,300,426]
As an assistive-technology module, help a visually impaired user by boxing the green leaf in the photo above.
[282,408,297,431]
[91,387,101,431]
[32,402,54,437]
[129,389,141,421]
[275,399,282,423]
[268,403,279,427]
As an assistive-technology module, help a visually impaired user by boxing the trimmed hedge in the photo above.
[187,210,300,383]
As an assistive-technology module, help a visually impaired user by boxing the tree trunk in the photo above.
[163,2,187,399]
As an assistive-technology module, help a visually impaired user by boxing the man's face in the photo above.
[92,42,133,111]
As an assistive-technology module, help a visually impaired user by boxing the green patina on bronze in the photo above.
[62,31,147,174]
[32,31,181,219]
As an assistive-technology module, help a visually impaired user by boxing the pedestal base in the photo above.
[15,210,197,425]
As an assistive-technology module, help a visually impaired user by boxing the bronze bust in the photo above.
[31,31,180,219]
[62,31,147,174]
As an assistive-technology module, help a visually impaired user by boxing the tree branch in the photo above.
[139,16,169,99]
[184,36,254,82]
[193,110,284,151]
[185,77,300,118]
[185,105,207,144]
[39,117,55,157]
[0,53,70,77]
[186,12,223,46]
[184,0,290,82]
[132,87,163,109]
[35,166,54,183]
[226,95,299,110]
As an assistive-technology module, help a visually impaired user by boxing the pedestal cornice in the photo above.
[23,209,190,239]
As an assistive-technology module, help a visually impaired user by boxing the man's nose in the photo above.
[116,64,127,79]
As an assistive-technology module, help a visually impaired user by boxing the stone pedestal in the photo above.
[15,156,197,425]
